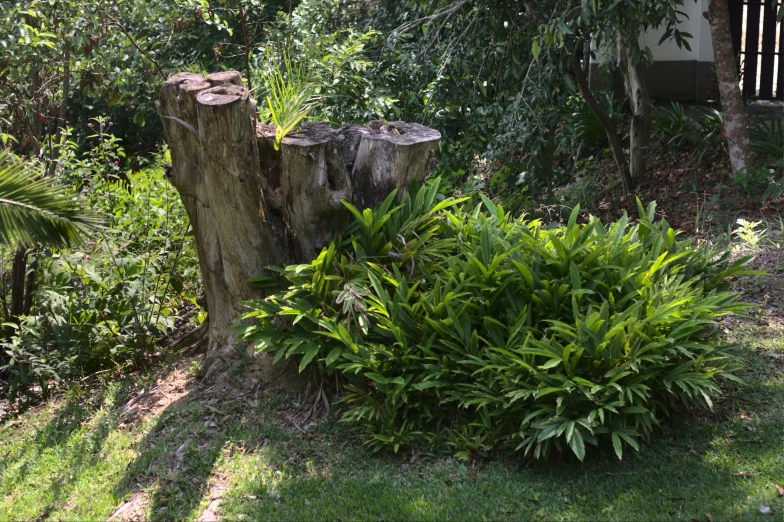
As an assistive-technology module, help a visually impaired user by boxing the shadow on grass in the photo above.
[31,382,130,451]
[3,342,780,521]
[208,401,784,521]
[110,356,286,520]
[0,377,137,519]
[204,350,784,521]
[112,391,226,520]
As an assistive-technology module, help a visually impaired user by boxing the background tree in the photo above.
[0,0,289,162]
[535,0,694,193]
[705,0,754,175]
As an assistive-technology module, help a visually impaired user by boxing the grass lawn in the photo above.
[1,271,783,521]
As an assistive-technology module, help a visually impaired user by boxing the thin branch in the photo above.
[416,4,462,60]
[99,228,148,354]
[104,12,167,81]
[390,0,470,39]
[571,48,632,195]
[422,5,481,123]
[150,224,190,326]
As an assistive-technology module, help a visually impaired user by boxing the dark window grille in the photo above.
[728,0,784,100]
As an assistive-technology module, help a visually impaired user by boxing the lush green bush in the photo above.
[286,0,562,177]
[651,102,727,163]
[238,180,752,461]
[0,0,288,158]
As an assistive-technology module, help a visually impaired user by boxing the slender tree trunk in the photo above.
[60,34,70,126]
[9,246,28,331]
[571,51,633,194]
[0,255,8,322]
[236,0,252,90]
[28,72,43,155]
[23,250,37,316]
[617,42,651,188]
[0,253,9,346]
[706,0,754,174]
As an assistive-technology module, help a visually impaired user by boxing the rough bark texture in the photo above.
[158,71,440,377]
[706,0,754,174]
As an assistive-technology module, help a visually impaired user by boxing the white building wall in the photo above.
[590,0,718,102]
[593,0,713,63]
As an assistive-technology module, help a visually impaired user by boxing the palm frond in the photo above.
[258,50,321,150]
[0,150,99,247]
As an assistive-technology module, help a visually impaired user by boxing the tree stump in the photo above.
[157,70,440,377]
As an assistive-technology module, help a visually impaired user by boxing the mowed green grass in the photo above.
[0,319,782,521]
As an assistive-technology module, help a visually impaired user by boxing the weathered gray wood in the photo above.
[206,70,243,87]
[158,70,440,377]
[194,83,284,376]
[351,121,440,209]
[279,122,352,260]
[158,73,226,366]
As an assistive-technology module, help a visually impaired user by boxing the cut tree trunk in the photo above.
[158,70,440,378]
[48,33,70,177]
[706,0,754,174]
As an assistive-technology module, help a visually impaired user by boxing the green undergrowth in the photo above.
[0,317,782,520]
[238,180,755,461]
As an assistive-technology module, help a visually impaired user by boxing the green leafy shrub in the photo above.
[749,115,784,200]
[1,131,201,400]
[752,115,784,169]
[239,181,751,461]
[652,102,697,155]
[652,102,727,163]
[563,92,625,156]
[255,27,387,130]
[257,49,320,150]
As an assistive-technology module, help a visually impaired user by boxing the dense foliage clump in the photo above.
[1,129,200,400]
[239,181,752,461]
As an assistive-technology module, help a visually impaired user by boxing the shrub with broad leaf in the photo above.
[238,179,754,461]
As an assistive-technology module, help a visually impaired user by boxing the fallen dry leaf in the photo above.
[731,472,755,478]
[776,484,784,496]
[203,404,222,415]
[705,513,714,522]
[175,442,188,461]
[219,414,231,425]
